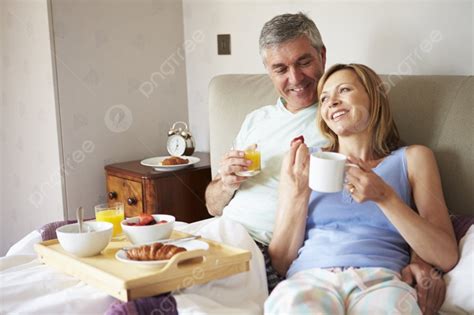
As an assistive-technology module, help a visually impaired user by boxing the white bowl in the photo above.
[56,221,113,257]
[121,214,175,245]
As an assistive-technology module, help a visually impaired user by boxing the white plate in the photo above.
[115,239,209,267]
[140,156,200,171]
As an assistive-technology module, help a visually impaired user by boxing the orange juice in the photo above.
[244,149,261,172]
[96,209,124,236]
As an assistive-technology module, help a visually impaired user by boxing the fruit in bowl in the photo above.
[123,213,168,226]
[56,221,113,257]
[121,214,175,245]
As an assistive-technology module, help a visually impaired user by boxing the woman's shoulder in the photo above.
[405,144,435,161]
[405,145,438,177]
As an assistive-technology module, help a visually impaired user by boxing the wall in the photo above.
[51,0,189,219]
[0,0,189,253]
[1,0,64,255]
[182,0,473,152]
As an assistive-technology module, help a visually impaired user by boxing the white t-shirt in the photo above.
[222,98,327,245]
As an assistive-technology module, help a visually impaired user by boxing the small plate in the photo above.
[140,156,200,171]
[115,240,209,267]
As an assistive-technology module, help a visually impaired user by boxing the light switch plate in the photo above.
[217,34,231,55]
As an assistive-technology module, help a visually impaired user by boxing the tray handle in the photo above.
[160,249,207,273]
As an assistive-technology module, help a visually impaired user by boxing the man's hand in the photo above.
[205,148,251,216]
[218,149,251,192]
[401,261,446,315]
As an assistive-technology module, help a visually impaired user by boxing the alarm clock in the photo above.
[167,121,195,156]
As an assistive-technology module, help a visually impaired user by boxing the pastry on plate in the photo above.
[126,242,186,261]
[161,156,189,165]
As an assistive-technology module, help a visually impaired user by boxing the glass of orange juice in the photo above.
[235,143,261,177]
[95,202,124,237]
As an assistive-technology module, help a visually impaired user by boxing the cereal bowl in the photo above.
[56,221,113,257]
[121,214,175,245]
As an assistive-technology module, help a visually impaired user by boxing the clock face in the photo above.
[167,134,187,156]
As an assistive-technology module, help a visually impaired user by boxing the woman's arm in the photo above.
[268,140,311,276]
[346,145,458,272]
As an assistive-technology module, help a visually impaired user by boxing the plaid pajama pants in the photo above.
[255,241,285,293]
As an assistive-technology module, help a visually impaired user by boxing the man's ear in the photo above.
[320,46,327,71]
[261,51,269,72]
[263,61,269,73]
[263,59,272,75]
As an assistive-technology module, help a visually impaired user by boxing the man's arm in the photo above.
[205,150,250,216]
[205,175,237,216]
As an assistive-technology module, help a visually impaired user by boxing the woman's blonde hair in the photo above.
[316,63,401,158]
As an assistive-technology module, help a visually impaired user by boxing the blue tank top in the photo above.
[287,147,412,277]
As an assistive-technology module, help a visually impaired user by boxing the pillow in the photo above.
[451,214,474,242]
[439,225,474,315]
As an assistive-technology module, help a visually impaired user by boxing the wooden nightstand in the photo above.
[104,152,212,223]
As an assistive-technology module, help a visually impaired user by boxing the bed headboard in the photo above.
[208,74,473,215]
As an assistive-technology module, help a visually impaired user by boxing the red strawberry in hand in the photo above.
[291,135,305,145]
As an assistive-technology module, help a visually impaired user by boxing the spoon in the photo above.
[76,206,84,233]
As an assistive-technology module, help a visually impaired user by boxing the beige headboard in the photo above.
[208,74,473,215]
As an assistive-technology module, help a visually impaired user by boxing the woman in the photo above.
[265,64,458,314]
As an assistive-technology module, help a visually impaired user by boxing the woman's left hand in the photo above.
[344,156,395,203]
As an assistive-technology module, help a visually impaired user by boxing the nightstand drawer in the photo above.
[106,175,143,217]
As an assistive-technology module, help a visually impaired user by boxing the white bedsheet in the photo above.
[0,217,267,314]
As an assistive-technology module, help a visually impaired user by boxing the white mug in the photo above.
[309,152,354,193]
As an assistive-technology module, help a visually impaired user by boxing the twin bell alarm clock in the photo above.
[167,121,195,156]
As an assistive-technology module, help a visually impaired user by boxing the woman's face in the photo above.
[319,69,371,137]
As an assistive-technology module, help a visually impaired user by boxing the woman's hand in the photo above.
[344,156,396,204]
[279,140,311,199]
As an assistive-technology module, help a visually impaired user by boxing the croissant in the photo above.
[161,156,189,165]
[126,243,186,261]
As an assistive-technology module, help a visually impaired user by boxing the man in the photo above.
[205,12,445,314]
[206,12,327,291]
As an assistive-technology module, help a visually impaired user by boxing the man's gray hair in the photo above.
[259,12,324,61]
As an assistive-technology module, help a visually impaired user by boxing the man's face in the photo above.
[264,36,326,113]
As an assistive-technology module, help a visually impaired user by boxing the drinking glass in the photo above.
[234,143,261,177]
[95,202,124,237]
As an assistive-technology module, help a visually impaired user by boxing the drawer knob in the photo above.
[108,191,117,200]
[127,197,137,206]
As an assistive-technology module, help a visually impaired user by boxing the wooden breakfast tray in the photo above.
[34,231,251,301]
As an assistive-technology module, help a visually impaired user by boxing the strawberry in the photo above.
[291,135,305,145]
[138,214,155,226]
